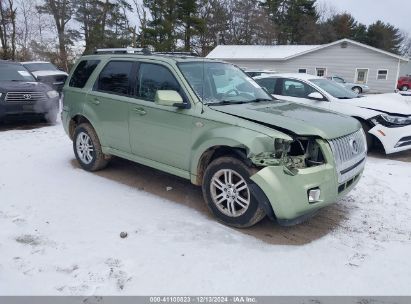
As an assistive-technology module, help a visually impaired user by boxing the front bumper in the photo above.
[250,140,364,224]
[369,123,411,154]
[0,97,59,120]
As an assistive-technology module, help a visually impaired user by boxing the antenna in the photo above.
[201,58,205,114]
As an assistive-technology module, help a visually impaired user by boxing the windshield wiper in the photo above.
[337,97,354,100]
[247,98,273,103]
[208,100,247,106]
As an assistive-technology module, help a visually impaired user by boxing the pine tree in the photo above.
[366,20,403,54]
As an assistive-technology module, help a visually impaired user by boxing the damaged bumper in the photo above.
[369,124,411,154]
[250,140,364,225]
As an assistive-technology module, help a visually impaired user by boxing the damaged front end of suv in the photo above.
[247,130,366,226]
[250,137,326,173]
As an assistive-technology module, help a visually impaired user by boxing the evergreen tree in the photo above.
[74,0,132,54]
[176,0,204,51]
[366,20,403,54]
[142,0,178,51]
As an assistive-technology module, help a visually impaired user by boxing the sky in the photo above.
[317,0,411,34]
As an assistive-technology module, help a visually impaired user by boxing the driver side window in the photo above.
[137,63,180,101]
[280,79,316,98]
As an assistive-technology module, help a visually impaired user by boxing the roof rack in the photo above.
[94,47,151,55]
[94,48,200,57]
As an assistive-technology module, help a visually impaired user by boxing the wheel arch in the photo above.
[68,114,94,140]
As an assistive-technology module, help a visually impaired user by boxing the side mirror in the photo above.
[154,90,188,108]
[307,92,324,101]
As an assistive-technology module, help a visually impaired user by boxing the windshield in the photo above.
[178,62,272,104]
[24,62,58,72]
[0,63,36,82]
[310,78,358,99]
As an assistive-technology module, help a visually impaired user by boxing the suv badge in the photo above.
[349,138,359,154]
[23,94,32,100]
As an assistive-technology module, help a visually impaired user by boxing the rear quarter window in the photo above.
[69,60,100,88]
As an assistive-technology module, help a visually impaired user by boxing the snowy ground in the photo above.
[0,120,411,295]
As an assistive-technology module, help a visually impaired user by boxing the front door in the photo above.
[356,69,368,84]
[128,62,194,172]
[273,78,330,111]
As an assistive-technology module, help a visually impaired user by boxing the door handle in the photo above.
[90,98,100,105]
[134,107,147,115]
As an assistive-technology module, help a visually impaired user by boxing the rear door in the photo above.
[86,60,136,153]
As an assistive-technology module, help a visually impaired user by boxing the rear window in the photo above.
[69,60,100,88]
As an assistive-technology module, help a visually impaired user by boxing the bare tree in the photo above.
[0,0,17,59]
[37,0,74,70]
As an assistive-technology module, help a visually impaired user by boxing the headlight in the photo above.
[274,138,292,158]
[380,114,411,126]
[46,90,59,99]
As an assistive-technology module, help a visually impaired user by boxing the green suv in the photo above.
[62,52,367,227]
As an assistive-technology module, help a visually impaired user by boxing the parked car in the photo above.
[0,60,60,122]
[62,52,366,227]
[243,69,276,78]
[397,76,411,91]
[22,61,68,93]
[254,73,411,154]
[327,76,370,94]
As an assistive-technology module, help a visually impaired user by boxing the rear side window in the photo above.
[255,78,277,94]
[137,63,180,101]
[69,60,100,88]
[95,61,134,96]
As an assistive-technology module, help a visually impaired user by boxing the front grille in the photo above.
[329,129,367,184]
[5,92,47,103]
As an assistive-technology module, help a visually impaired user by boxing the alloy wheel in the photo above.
[210,169,250,217]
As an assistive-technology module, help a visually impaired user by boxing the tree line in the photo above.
[0,0,410,71]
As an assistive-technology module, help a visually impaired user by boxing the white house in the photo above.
[206,39,409,93]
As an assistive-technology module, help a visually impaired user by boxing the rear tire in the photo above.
[401,85,409,91]
[73,123,110,171]
[202,157,266,228]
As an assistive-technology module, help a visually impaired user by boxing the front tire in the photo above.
[352,86,362,94]
[73,123,110,171]
[360,122,373,151]
[202,157,266,228]
[401,85,409,91]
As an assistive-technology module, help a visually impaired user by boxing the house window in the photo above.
[355,68,369,84]
[316,68,326,77]
[377,70,388,80]
[298,68,307,74]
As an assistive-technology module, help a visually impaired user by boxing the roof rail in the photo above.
[94,47,151,55]
[154,51,199,57]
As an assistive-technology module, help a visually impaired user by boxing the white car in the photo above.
[254,73,411,154]
[327,76,370,94]
[22,61,68,93]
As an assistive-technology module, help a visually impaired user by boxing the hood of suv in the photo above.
[0,81,52,93]
[210,100,360,140]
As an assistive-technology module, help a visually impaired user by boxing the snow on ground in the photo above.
[0,121,411,295]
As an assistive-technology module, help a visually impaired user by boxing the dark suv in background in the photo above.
[22,61,68,94]
[0,60,60,123]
